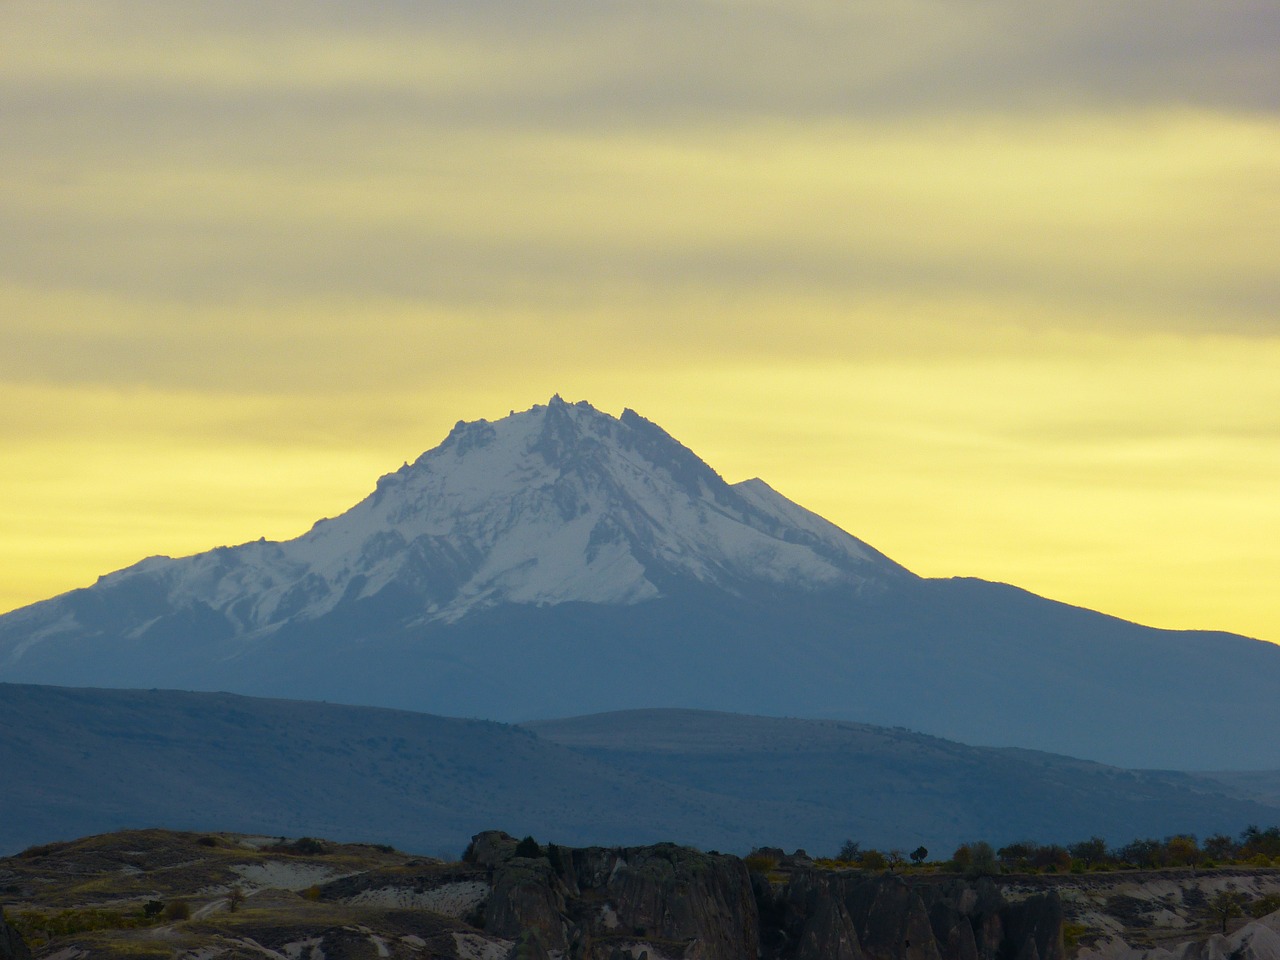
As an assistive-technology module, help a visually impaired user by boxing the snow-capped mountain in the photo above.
[6,397,908,662]
[3,396,1280,771]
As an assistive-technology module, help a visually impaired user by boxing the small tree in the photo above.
[1207,889,1247,934]
[227,886,245,913]
[965,842,999,878]
[837,840,861,862]
[1031,845,1072,873]
[998,841,1036,871]
[1204,834,1236,863]
[1166,835,1201,867]
[1069,837,1107,869]
[910,846,928,866]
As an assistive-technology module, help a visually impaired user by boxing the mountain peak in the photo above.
[5,398,911,646]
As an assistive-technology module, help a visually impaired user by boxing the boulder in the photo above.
[464,831,519,869]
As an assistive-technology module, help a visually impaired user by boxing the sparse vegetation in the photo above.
[162,899,191,921]
[743,853,777,874]
[1063,922,1092,950]
[269,836,327,855]
[11,907,156,944]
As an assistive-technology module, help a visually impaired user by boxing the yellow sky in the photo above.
[2,1,1278,642]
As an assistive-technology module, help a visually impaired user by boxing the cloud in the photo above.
[3,107,1277,400]
[4,0,1276,121]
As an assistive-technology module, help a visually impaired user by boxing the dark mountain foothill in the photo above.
[5,683,1280,858]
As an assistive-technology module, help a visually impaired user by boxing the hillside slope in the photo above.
[3,684,1279,858]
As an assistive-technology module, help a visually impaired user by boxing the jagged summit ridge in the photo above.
[21,397,909,646]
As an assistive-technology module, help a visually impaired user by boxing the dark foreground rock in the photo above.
[749,864,1064,960]
[0,908,31,960]
[460,831,1061,960]
[465,831,758,960]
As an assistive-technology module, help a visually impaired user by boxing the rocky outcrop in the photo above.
[843,875,943,960]
[750,866,1065,960]
[0,908,32,960]
[464,832,757,960]
[1000,889,1065,960]
[487,856,570,951]
[795,894,865,960]
[456,832,1069,960]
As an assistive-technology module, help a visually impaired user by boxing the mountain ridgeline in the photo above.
[1,397,1279,769]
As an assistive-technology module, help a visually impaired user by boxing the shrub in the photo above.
[1250,894,1280,919]
[514,836,542,859]
[1063,923,1091,950]
[291,837,326,855]
[13,907,153,940]
[743,854,777,874]
[860,850,888,871]
[965,842,999,878]
[162,900,190,922]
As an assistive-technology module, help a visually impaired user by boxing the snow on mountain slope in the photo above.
[4,397,912,661]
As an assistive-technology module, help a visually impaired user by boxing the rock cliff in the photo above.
[461,833,1063,960]
[749,857,1064,960]
[464,831,758,960]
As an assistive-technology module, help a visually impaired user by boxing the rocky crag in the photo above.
[451,832,1068,960]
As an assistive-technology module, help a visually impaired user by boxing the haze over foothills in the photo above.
[2,2,1278,643]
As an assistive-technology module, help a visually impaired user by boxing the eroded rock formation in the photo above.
[461,832,1063,960]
